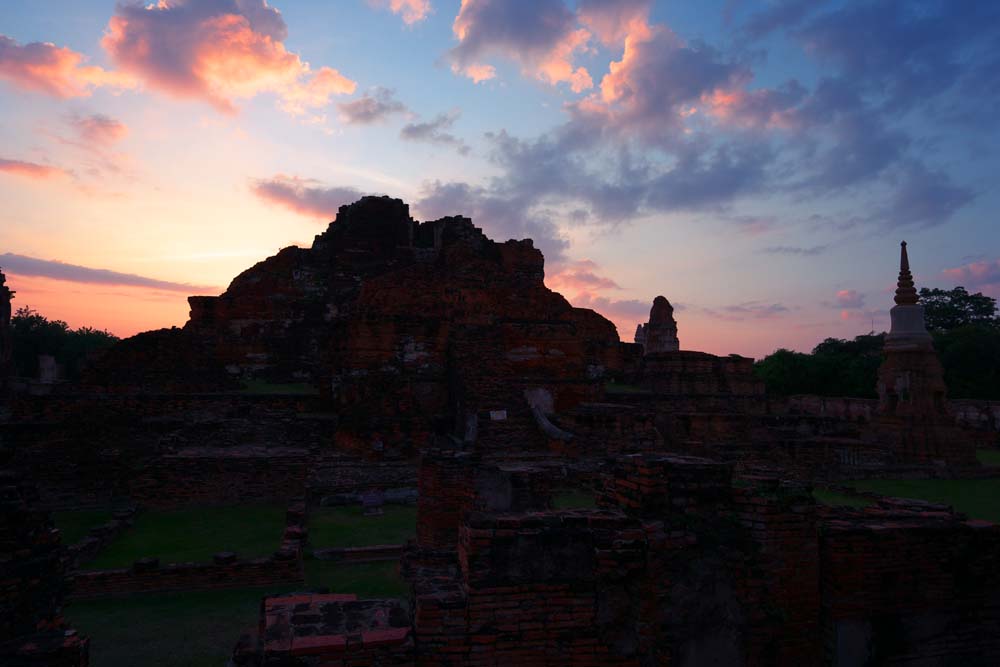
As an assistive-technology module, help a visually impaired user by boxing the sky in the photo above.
[1,0,998,359]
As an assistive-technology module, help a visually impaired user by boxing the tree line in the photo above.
[754,287,1000,400]
[8,306,119,382]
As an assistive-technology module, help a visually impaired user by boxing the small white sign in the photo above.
[489,410,507,421]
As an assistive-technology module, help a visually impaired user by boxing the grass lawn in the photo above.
[69,560,408,667]
[304,559,409,597]
[309,506,416,548]
[552,489,597,509]
[848,478,1000,523]
[54,509,115,546]
[87,505,284,570]
[68,586,267,667]
[812,488,872,509]
[977,449,1000,467]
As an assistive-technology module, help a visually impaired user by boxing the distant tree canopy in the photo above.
[10,306,119,381]
[755,288,1000,400]
[919,287,998,332]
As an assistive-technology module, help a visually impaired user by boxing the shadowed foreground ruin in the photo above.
[1,198,999,666]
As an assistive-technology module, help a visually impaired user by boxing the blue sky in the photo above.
[1,0,997,357]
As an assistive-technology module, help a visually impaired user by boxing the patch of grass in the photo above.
[309,506,416,548]
[68,561,408,667]
[812,488,872,509]
[240,380,318,395]
[552,489,597,509]
[54,509,114,546]
[848,478,1000,522]
[304,559,409,598]
[88,505,284,570]
[67,585,269,667]
[977,449,1000,467]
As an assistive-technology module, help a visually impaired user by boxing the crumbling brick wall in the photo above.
[820,502,1000,665]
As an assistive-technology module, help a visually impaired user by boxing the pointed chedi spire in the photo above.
[894,241,918,305]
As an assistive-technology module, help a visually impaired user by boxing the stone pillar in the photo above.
[874,242,975,465]
[415,449,478,550]
[0,446,89,665]
[0,269,12,396]
[640,296,679,354]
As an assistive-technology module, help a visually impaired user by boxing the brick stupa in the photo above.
[873,242,977,465]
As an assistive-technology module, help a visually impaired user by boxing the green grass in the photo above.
[977,449,1000,467]
[239,380,318,395]
[54,509,115,546]
[304,559,409,597]
[848,478,1000,522]
[308,506,416,548]
[88,505,284,570]
[69,560,408,667]
[552,489,597,509]
[812,488,872,509]
[68,585,271,667]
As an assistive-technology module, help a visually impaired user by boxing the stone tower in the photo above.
[637,296,679,355]
[0,268,12,396]
[874,242,975,465]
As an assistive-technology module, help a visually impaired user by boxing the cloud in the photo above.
[569,292,649,318]
[874,162,976,229]
[942,259,1000,297]
[252,175,364,219]
[0,253,210,292]
[702,302,790,321]
[338,88,408,125]
[546,259,622,292]
[0,34,133,97]
[415,180,569,261]
[68,113,129,145]
[370,0,432,25]
[400,111,469,154]
[577,0,651,46]
[101,0,355,115]
[834,289,865,309]
[0,158,69,180]
[762,245,828,256]
[449,0,593,91]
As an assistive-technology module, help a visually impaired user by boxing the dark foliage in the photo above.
[10,306,119,381]
[755,288,1000,399]
[919,287,998,332]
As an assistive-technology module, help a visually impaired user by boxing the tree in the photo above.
[918,287,998,332]
[9,306,119,380]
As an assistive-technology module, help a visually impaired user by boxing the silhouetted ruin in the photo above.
[2,199,998,666]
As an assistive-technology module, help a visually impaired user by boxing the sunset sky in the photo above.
[2,0,998,358]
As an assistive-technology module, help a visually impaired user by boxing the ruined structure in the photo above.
[0,448,89,666]
[873,242,977,465]
[3,199,999,665]
[0,268,12,397]
[635,295,679,354]
[236,451,1000,666]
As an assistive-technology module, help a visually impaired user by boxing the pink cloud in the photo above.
[69,113,129,145]
[372,0,432,25]
[450,0,593,92]
[251,175,363,219]
[0,34,133,98]
[577,0,651,46]
[101,0,356,115]
[942,259,1000,297]
[0,157,68,180]
[546,259,622,292]
[834,289,865,309]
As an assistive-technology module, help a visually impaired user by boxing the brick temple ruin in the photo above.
[2,198,999,665]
